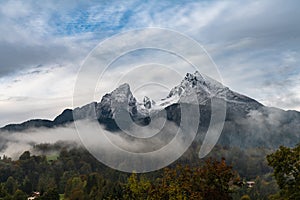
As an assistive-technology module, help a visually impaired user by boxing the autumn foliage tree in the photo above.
[124,158,237,200]
[267,143,300,200]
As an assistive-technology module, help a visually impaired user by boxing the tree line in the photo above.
[0,143,298,199]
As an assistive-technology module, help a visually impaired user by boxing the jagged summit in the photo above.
[184,71,206,85]
[167,71,210,103]
[97,83,137,119]
[143,96,155,109]
[109,83,133,102]
[167,71,225,100]
[165,71,262,108]
[93,71,263,122]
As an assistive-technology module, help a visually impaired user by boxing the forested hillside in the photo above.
[1,142,298,199]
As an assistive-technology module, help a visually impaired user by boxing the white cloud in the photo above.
[0,1,31,19]
[0,0,300,127]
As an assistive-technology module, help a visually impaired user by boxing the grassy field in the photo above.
[46,154,59,162]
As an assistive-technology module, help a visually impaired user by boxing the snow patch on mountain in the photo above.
[94,71,262,121]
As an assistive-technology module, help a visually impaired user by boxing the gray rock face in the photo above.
[1,71,299,150]
[143,96,155,109]
[167,71,262,108]
[96,83,137,119]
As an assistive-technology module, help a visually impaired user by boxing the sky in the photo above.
[0,0,300,127]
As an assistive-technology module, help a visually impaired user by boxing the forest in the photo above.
[0,142,299,200]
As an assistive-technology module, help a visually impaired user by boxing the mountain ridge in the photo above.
[1,71,299,150]
[1,71,262,131]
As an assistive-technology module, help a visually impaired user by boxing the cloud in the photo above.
[0,119,190,172]
[0,65,76,126]
[0,0,105,77]
[0,123,82,159]
[0,0,300,128]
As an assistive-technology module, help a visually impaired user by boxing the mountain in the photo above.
[1,71,300,149]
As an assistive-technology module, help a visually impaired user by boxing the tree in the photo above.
[59,171,79,194]
[5,176,18,195]
[64,176,86,200]
[240,195,251,200]
[123,173,151,200]
[40,188,59,200]
[0,183,9,198]
[85,173,105,199]
[12,189,27,200]
[19,151,30,161]
[37,174,56,194]
[124,158,237,200]
[21,176,33,194]
[267,143,300,199]
[193,158,237,200]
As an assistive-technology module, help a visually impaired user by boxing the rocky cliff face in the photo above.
[1,71,299,149]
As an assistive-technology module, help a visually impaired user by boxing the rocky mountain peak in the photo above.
[97,83,137,119]
[184,71,206,86]
[143,96,155,109]
[109,83,133,103]
[166,71,211,100]
[163,71,262,109]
